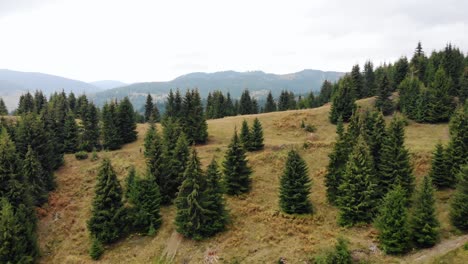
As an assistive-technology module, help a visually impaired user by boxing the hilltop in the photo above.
[36,97,467,263]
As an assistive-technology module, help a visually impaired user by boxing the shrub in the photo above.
[313,238,352,264]
[89,238,104,260]
[75,151,89,160]
[91,149,99,161]
[304,124,317,133]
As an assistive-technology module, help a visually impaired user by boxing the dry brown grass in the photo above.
[37,98,466,264]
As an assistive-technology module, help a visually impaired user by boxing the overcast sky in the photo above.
[0,0,467,83]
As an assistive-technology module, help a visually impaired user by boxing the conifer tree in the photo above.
[181,89,208,144]
[429,143,452,188]
[445,107,467,184]
[398,77,422,119]
[377,118,415,199]
[146,124,164,192]
[364,111,387,174]
[264,91,277,113]
[202,159,228,236]
[239,119,251,150]
[0,98,7,115]
[174,148,209,240]
[337,136,377,226]
[80,103,100,152]
[363,61,376,97]
[318,80,334,106]
[17,92,34,114]
[329,76,356,123]
[125,166,137,202]
[144,122,157,158]
[426,68,455,122]
[76,94,89,118]
[117,97,138,144]
[163,132,190,203]
[350,64,364,98]
[239,90,253,115]
[101,102,122,150]
[131,177,162,234]
[410,41,428,82]
[460,67,468,103]
[375,185,411,255]
[411,175,439,248]
[375,74,394,115]
[250,118,264,151]
[225,92,235,116]
[89,238,104,260]
[68,91,77,114]
[223,130,252,195]
[393,57,409,87]
[450,166,468,231]
[279,150,312,214]
[88,158,125,244]
[63,110,79,153]
[23,146,47,205]
[144,93,154,122]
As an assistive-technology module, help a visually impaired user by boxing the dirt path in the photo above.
[402,234,468,263]
[161,231,183,262]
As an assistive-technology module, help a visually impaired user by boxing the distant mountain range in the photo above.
[91,69,345,111]
[0,69,344,112]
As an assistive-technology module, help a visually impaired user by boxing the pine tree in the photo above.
[89,238,104,260]
[363,61,376,97]
[393,57,409,87]
[318,80,334,106]
[279,150,312,214]
[76,94,89,119]
[337,136,377,226]
[239,90,253,115]
[239,119,251,150]
[23,146,47,205]
[174,148,209,240]
[146,124,164,194]
[250,118,264,151]
[131,177,162,234]
[80,103,100,152]
[329,76,356,123]
[163,132,189,203]
[350,64,364,98]
[460,67,468,103]
[398,77,422,119]
[68,92,77,114]
[223,130,252,195]
[375,185,411,255]
[364,111,387,174]
[0,98,8,115]
[125,166,137,202]
[445,107,467,184]
[17,92,34,114]
[411,175,439,248]
[264,91,277,113]
[426,68,455,122]
[450,166,468,231]
[375,74,394,115]
[377,118,415,199]
[180,89,208,144]
[225,92,235,116]
[202,159,228,236]
[88,158,125,244]
[117,97,138,144]
[101,102,122,150]
[144,93,154,122]
[410,41,428,82]
[429,143,452,188]
[63,110,79,153]
[144,122,157,158]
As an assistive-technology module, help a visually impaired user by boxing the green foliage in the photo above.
[337,136,377,226]
[410,42,428,83]
[0,98,8,115]
[75,151,89,160]
[450,166,468,231]
[239,90,253,114]
[411,175,439,248]
[145,125,165,199]
[130,177,162,235]
[63,110,79,153]
[101,102,122,150]
[250,118,264,151]
[376,185,411,255]
[264,91,277,112]
[424,68,455,122]
[313,238,352,264]
[144,93,154,122]
[17,92,34,115]
[351,64,364,98]
[23,146,47,205]
[460,67,468,103]
[80,103,100,152]
[117,97,138,144]
[125,166,137,203]
[329,76,356,123]
[317,80,334,106]
[398,77,423,119]
[180,89,208,144]
[303,123,317,133]
[393,56,409,87]
[223,130,252,195]
[375,74,394,115]
[162,132,190,203]
[278,90,297,111]
[88,158,125,244]
[445,107,468,185]
[279,150,312,214]
[91,149,99,161]
[429,143,453,188]
[239,119,251,150]
[202,159,228,236]
[89,238,104,260]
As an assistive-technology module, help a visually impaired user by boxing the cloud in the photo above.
[0,0,58,17]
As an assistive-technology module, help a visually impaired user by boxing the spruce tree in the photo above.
[23,146,47,205]
[17,92,34,114]
[0,98,7,115]
[144,122,157,158]
[181,89,208,144]
[202,159,228,236]
[239,90,253,115]
[223,130,252,195]
[363,61,376,97]
[250,118,264,151]
[163,132,189,203]
[239,119,251,150]
[101,102,122,150]
[68,92,77,114]
[63,110,79,153]
[131,177,162,234]
[88,158,125,244]
[144,93,154,122]
[429,143,452,188]
[145,124,164,194]
[460,67,468,103]
[410,41,428,82]
[318,80,334,106]
[445,107,467,184]
[450,166,468,231]
[174,148,209,240]
[411,175,439,248]
[398,77,422,120]
[350,64,364,98]
[377,118,415,199]
[279,150,312,214]
[393,57,409,86]
[117,97,138,144]
[80,103,100,152]
[337,136,377,226]
[375,185,411,255]
[89,238,104,260]
[264,91,277,112]
[426,68,455,122]
[329,76,356,123]
[125,166,137,202]
[375,74,394,115]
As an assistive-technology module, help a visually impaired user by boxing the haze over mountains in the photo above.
[0,68,344,112]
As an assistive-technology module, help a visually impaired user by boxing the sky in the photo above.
[0,0,467,83]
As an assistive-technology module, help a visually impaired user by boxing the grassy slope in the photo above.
[37,97,466,263]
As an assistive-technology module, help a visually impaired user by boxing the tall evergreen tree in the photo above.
[68,92,77,114]
[174,148,209,240]
[429,143,452,188]
[88,158,125,244]
[250,118,264,151]
[131,177,162,235]
[329,76,356,123]
[117,97,138,144]
[393,56,409,87]
[239,119,251,150]
[223,130,252,195]
[181,89,208,144]
[337,136,377,226]
[411,175,439,248]
[375,74,394,116]
[264,91,277,113]
[17,92,34,114]
[350,64,364,98]
[144,93,154,122]
[22,146,47,205]
[202,159,228,236]
[101,102,122,150]
[460,67,468,103]
[279,150,312,214]
[318,80,334,106]
[63,110,79,153]
[225,92,235,116]
[450,166,468,231]
[143,122,157,158]
[425,68,455,122]
[398,77,423,119]
[410,41,428,82]
[125,166,137,203]
[0,98,7,115]
[163,132,190,203]
[445,107,467,182]
[375,185,411,255]
[80,103,100,152]
[145,124,164,194]
[239,90,253,115]
[363,61,376,97]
